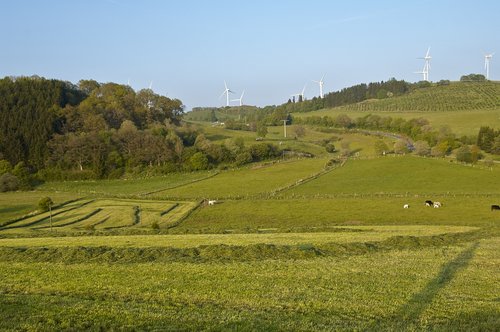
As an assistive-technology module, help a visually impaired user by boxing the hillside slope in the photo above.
[337,82,500,112]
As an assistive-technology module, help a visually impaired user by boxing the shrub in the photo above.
[413,140,431,156]
[0,160,12,176]
[235,151,253,166]
[325,143,336,153]
[374,140,390,156]
[393,140,409,154]
[455,145,472,163]
[188,152,209,171]
[38,196,54,212]
[460,74,486,82]
[0,173,19,192]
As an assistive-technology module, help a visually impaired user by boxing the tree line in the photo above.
[296,113,500,161]
[0,76,283,191]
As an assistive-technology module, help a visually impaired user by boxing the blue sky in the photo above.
[1,0,499,109]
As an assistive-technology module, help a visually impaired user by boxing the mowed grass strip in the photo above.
[0,225,476,249]
[285,155,500,197]
[0,240,496,330]
[152,158,329,200]
[0,198,189,233]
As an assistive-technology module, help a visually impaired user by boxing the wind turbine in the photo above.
[312,74,326,98]
[415,47,431,81]
[219,81,234,106]
[485,53,494,80]
[291,84,307,102]
[231,90,245,106]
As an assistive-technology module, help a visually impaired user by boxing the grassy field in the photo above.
[37,171,216,196]
[286,155,500,196]
[0,150,499,329]
[150,157,329,200]
[0,238,497,330]
[0,191,80,222]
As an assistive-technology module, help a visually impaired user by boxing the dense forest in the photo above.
[0,76,281,190]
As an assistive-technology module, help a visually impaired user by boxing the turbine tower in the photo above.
[291,84,307,102]
[312,74,326,98]
[485,53,494,80]
[231,90,245,106]
[415,47,431,81]
[219,81,234,106]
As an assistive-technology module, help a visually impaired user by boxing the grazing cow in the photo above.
[491,205,500,211]
[403,204,409,209]
[208,200,217,206]
[425,200,433,207]
[433,201,442,208]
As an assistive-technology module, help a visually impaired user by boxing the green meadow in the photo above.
[0,133,499,330]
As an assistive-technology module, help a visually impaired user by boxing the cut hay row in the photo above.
[160,203,179,216]
[0,198,84,228]
[0,200,95,230]
[35,208,103,229]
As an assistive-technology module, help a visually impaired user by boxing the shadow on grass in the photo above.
[372,241,480,330]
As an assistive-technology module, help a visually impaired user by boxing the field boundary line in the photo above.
[160,203,179,216]
[267,158,348,197]
[139,172,220,196]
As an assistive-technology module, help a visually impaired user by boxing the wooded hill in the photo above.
[0,76,285,187]
[0,76,184,178]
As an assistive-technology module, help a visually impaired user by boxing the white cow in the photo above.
[433,201,442,208]
[208,200,217,206]
[403,204,410,209]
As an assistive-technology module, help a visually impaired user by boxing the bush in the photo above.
[393,140,409,154]
[0,160,12,176]
[325,143,336,153]
[38,196,54,212]
[374,140,390,155]
[455,145,472,163]
[460,74,486,82]
[188,152,209,171]
[249,143,280,161]
[413,140,431,156]
[235,151,253,166]
[0,173,19,192]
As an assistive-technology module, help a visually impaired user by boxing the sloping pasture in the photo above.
[151,157,329,200]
